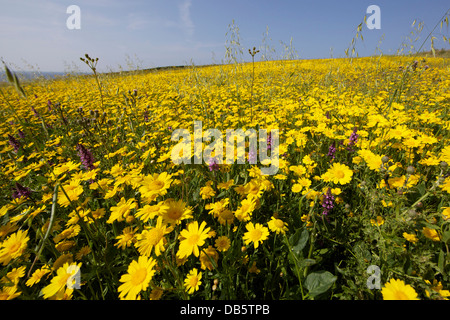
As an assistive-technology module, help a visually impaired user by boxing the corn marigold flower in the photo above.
[215,236,231,252]
[422,227,440,241]
[199,245,219,270]
[26,265,51,287]
[403,232,418,244]
[234,197,257,222]
[242,222,269,249]
[57,180,84,207]
[268,216,288,234]
[107,197,137,224]
[135,217,172,256]
[321,162,353,185]
[161,199,192,226]
[0,285,21,300]
[0,229,29,266]
[42,262,82,299]
[118,255,157,300]
[139,172,172,203]
[184,268,202,294]
[176,221,211,259]
[381,278,419,300]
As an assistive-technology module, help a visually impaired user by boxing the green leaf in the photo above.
[299,258,316,268]
[442,230,450,244]
[290,228,309,258]
[4,63,14,83]
[438,250,445,274]
[304,271,337,298]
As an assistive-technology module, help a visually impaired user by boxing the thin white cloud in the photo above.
[178,0,194,37]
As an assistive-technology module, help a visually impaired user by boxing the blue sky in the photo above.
[1,0,449,72]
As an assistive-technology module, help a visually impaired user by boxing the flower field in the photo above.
[1,54,450,300]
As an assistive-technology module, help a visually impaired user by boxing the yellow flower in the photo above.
[0,229,29,266]
[403,232,418,244]
[0,285,21,300]
[2,266,26,286]
[234,197,257,222]
[442,207,450,220]
[321,162,353,185]
[139,172,172,203]
[107,197,137,224]
[53,225,81,243]
[268,216,288,234]
[135,217,171,256]
[160,199,193,226]
[26,265,51,287]
[242,222,270,249]
[176,221,211,259]
[370,216,385,226]
[248,261,260,274]
[200,180,216,199]
[184,268,202,294]
[118,255,157,300]
[115,226,138,250]
[53,161,79,177]
[381,278,419,300]
[42,262,82,299]
[57,180,84,207]
[149,287,164,300]
[75,246,91,260]
[135,202,168,223]
[215,236,231,252]
[217,179,234,190]
[199,246,219,271]
[422,227,440,241]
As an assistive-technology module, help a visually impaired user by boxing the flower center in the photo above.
[394,290,410,300]
[131,268,147,286]
[188,234,201,245]
[147,228,164,244]
[274,219,284,228]
[335,170,345,179]
[250,229,262,241]
[8,242,21,254]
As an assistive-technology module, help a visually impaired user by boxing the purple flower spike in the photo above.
[208,157,220,172]
[76,143,95,171]
[322,188,334,215]
[327,142,336,160]
[12,182,32,200]
[8,134,21,153]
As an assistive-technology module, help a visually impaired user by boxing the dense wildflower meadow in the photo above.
[0,50,450,300]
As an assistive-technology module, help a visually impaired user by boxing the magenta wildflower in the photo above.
[76,143,95,171]
[8,134,21,153]
[327,142,336,160]
[347,127,358,152]
[322,188,334,215]
[12,182,32,200]
[208,157,220,172]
